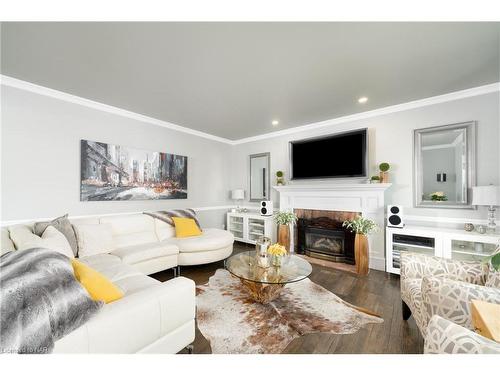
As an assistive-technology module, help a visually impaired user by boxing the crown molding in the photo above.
[232,82,500,144]
[2,74,498,146]
[0,75,235,145]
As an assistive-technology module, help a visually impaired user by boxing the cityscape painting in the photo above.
[80,140,188,201]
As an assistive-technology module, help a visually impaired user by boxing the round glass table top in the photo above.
[225,251,312,285]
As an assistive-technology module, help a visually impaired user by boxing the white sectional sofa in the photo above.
[1,212,234,353]
[71,213,234,274]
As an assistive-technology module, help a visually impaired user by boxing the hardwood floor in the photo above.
[151,242,423,354]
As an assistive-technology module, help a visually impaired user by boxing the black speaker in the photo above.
[387,205,404,228]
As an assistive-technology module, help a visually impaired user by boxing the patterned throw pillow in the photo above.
[485,246,500,288]
[143,209,201,229]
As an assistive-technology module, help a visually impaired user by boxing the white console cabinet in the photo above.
[386,225,500,274]
[226,212,275,245]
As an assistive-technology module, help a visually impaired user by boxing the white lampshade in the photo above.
[231,189,245,200]
[472,186,500,206]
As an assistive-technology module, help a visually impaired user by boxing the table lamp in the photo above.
[472,185,500,232]
[231,189,245,212]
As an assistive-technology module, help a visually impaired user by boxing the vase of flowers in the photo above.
[268,243,287,267]
[273,211,298,253]
[342,216,378,275]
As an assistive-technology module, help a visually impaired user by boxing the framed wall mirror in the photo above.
[414,121,476,209]
[249,152,270,202]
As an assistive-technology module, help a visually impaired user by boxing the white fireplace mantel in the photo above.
[273,183,392,193]
[272,182,392,271]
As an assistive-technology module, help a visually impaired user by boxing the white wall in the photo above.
[229,92,500,225]
[1,85,232,226]
[2,83,499,230]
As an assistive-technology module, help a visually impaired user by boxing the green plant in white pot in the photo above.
[276,171,285,185]
[273,211,297,253]
[343,216,378,275]
[379,162,390,183]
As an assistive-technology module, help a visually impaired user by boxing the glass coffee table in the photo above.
[225,251,313,303]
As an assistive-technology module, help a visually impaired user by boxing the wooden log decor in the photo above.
[239,278,285,303]
[354,233,369,275]
[278,224,291,253]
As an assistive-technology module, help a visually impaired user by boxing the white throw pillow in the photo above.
[9,225,74,258]
[74,223,115,258]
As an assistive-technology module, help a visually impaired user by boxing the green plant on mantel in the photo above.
[379,162,390,172]
[273,211,297,226]
[370,175,381,181]
[342,216,378,235]
[276,170,285,185]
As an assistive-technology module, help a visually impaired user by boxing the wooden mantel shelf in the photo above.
[273,183,392,193]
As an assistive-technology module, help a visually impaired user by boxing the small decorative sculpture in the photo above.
[255,236,271,268]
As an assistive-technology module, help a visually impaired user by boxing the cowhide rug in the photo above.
[196,269,383,354]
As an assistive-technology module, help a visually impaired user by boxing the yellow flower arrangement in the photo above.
[267,243,287,256]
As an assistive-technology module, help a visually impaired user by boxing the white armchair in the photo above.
[400,252,500,334]
[424,315,500,354]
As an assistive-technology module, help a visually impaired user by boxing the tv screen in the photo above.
[290,129,367,179]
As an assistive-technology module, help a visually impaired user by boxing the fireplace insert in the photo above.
[297,217,355,264]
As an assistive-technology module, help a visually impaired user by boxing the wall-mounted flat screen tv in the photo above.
[289,128,368,179]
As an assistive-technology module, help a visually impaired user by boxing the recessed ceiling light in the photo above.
[358,97,368,104]
[271,120,279,126]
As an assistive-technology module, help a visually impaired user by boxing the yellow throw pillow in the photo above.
[172,217,202,238]
[71,259,124,303]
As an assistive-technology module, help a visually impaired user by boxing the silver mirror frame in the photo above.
[413,121,476,209]
[249,152,271,202]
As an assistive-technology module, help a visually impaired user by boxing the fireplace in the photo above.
[305,227,345,260]
[275,183,391,271]
[295,209,358,264]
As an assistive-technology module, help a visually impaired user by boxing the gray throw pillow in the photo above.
[34,214,78,256]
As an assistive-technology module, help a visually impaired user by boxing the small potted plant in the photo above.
[343,216,378,275]
[379,162,390,183]
[276,171,285,185]
[273,211,298,253]
[430,191,447,201]
[370,175,381,184]
[267,243,287,267]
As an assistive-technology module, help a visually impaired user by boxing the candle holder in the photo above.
[255,236,271,268]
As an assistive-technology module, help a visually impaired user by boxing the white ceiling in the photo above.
[1,22,499,140]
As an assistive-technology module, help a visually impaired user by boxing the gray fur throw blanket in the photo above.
[0,248,102,354]
[144,209,201,229]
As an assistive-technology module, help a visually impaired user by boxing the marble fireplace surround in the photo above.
[273,183,392,271]
[294,209,359,264]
